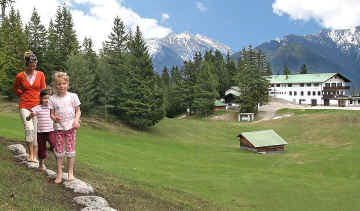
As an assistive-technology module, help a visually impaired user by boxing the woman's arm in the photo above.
[40,72,46,89]
[13,76,23,96]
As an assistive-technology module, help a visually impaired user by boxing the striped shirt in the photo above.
[31,104,54,133]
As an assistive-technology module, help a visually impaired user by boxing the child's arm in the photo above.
[72,106,81,129]
[50,109,61,123]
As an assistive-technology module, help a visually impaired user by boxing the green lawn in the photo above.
[1,109,360,210]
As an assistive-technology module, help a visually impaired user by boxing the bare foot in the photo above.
[39,164,46,171]
[67,174,75,181]
[54,177,62,184]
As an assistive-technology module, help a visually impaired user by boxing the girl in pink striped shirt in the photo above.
[27,88,55,170]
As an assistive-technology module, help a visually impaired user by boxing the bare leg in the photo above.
[33,146,39,163]
[55,157,63,183]
[39,159,46,170]
[67,157,75,181]
[27,142,34,162]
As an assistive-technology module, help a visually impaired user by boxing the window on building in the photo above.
[306,83,311,87]
[301,91,304,96]
[276,84,280,87]
[350,100,353,104]
[314,83,319,87]
[325,83,330,87]
[294,91,297,96]
[331,83,336,87]
[337,83,342,87]
[318,91,321,96]
[308,91,311,96]
[313,91,316,96]
[288,84,292,87]
[271,84,274,87]
[300,83,304,87]
[289,91,292,96]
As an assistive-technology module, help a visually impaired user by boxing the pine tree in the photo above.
[117,26,165,129]
[283,65,290,75]
[0,0,14,22]
[225,52,237,86]
[102,16,127,59]
[24,7,47,72]
[299,64,308,74]
[42,19,59,83]
[0,7,27,99]
[234,47,269,113]
[161,66,170,89]
[192,61,218,117]
[167,65,188,117]
[66,54,96,114]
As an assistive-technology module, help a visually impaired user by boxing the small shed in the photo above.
[237,130,288,154]
[214,99,227,111]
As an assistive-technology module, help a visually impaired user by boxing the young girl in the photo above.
[26,88,55,170]
[49,72,81,183]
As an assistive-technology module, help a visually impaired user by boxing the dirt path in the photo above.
[255,98,308,122]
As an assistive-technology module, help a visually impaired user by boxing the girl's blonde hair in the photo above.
[52,72,70,92]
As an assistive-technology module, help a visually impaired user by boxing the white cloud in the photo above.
[272,0,360,29]
[196,2,208,12]
[12,0,172,51]
[161,13,170,23]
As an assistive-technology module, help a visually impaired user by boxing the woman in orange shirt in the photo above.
[13,51,46,163]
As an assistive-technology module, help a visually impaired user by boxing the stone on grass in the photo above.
[13,153,28,162]
[64,179,94,194]
[26,161,39,169]
[73,196,109,208]
[8,144,26,155]
[46,169,57,179]
[81,207,117,211]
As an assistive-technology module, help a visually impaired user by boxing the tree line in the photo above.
[0,4,271,129]
[162,45,271,117]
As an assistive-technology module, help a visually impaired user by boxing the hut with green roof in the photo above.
[237,130,288,154]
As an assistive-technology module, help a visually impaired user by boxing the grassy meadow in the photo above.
[1,103,360,210]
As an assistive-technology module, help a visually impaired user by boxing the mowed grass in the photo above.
[1,108,360,210]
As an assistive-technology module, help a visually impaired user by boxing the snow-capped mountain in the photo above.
[232,26,360,84]
[146,32,232,72]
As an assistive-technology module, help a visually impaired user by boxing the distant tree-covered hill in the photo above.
[232,27,360,85]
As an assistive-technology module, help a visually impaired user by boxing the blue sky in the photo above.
[13,0,360,52]
[123,0,323,51]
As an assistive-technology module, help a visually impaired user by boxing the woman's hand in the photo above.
[26,112,35,121]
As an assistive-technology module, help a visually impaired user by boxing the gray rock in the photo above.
[46,169,57,179]
[13,153,28,162]
[73,196,109,208]
[81,207,117,211]
[64,179,94,194]
[8,144,26,155]
[26,161,39,168]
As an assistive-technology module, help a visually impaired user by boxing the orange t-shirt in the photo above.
[13,70,46,109]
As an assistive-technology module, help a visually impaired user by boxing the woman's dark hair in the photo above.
[40,88,52,98]
[24,50,37,66]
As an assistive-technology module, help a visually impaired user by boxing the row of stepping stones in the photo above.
[8,144,117,211]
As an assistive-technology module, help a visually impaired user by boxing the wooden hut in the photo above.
[237,130,288,154]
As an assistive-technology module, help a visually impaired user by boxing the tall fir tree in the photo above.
[0,0,14,22]
[283,65,290,75]
[299,64,308,74]
[117,26,165,129]
[24,7,47,73]
[192,61,218,117]
[0,7,27,99]
[167,65,187,117]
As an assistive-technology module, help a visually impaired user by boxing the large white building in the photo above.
[267,73,351,106]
